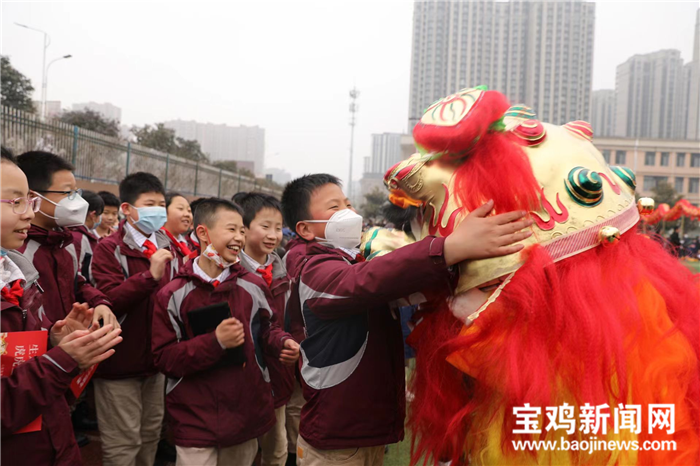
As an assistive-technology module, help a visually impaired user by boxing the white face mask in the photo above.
[202,243,236,269]
[305,209,363,249]
[37,193,89,227]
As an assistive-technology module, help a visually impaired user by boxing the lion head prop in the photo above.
[362,87,700,465]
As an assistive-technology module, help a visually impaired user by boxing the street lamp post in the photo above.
[348,88,359,200]
[44,55,72,118]
[14,23,50,118]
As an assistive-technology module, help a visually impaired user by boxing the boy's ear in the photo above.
[195,224,208,245]
[296,221,315,242]
[120,202,132,217]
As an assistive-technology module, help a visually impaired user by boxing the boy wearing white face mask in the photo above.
[91,172,175,466]
[15,151,117,327]
[281,174,533,466]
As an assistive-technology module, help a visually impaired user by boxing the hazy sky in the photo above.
[2,1,697,188]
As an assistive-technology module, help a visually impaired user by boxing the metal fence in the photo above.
[1,106,281,198]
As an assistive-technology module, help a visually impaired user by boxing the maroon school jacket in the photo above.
[70,225,100,285]
[17,225,111,325]
[1,251,81,466]
[152,259,293,448]
[91,220,177,379]
[285,236,453,450]
[239,250,294,408]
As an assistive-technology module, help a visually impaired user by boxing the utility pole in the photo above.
[348,87,359,200]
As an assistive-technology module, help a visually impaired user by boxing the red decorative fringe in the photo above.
[408,231,700,465]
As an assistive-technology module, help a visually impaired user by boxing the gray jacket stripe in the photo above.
[235,278,272,383]
[42,354,68,373]
[163,281,196,396]
[300,335,369,390]
[65,243,79,277]
[21,240,41,264]
[113,246,129,278]
[168,281,197,342]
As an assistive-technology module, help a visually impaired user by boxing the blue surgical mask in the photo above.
[129,205,167,235]
[93,214,102,229]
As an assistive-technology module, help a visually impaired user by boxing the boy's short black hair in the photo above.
[231,192,282,227]
[281,174,341,229]
[119,172,165,206]
[82,190,105,216]
[1,146,16,164]
[193,198,244,232]
[189,197,205,216]
[16,151,75,191]
[165,192,187,209]
[98,190,121,208]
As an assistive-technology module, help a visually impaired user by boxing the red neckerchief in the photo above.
[1,280,24,306]
[142,239,157,259]
[257,263,273,287]
[161,228,192,256]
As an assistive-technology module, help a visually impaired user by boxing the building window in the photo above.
[677,153,686,167]
[690,178,700,194]
[692,153,700,168]
[602,149,610,163]
[642,176,668,192]
[615,150,626,165]
[660,152,669,167]
[675,177,684,193]
[644,151,656,166]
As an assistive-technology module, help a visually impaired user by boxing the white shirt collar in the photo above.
[0,256,26,290]
[240,250,272,271]
[339,247,362,259]
[193,257,231,284]
[125,222,158,250]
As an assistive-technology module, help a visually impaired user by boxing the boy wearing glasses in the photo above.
[1,147,123,466]
[15,151,118,328]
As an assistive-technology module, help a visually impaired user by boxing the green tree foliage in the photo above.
[361,187,387,220]
[132,123,209,162]
[59,109,120,137]
[1,56,35,112]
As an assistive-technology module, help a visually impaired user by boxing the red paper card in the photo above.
[70,364,98,398]
[1,330,48,433]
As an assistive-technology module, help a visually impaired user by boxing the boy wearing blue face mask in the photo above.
[281,174,533,466]
[91,172,175,466]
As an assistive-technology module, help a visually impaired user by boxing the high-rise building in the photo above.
[686,8,700,140]
[408,0,595,128]
[71,102,122,123]
[614,50,686,139]
[34,100,62,119]
[163,120,265,175]
[369,133,404,175]
[264,167,291,186]
[590,90,615,137]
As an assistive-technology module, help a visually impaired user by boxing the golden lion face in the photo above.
[384,94,639,296]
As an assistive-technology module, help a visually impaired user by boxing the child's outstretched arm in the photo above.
[302,200,531,320]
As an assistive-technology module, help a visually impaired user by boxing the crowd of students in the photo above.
[1,148,531,466]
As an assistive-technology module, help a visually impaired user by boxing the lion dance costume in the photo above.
[362,87,700,465]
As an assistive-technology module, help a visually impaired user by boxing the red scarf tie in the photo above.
[1,280,24,306]
[257,263,274,287]
[142,239,158,259]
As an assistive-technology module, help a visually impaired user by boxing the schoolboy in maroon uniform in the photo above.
[15,151,117,328]
[1,148,122,466]
[91,172,175,466]
[152,198,300,466]
[282,174,533,466]
[234,192,297,466]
